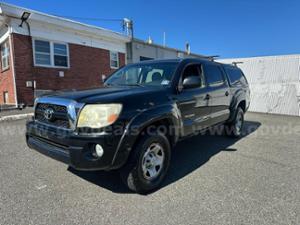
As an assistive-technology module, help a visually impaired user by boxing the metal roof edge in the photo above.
[132,38,206,58]
[0,2,130,42]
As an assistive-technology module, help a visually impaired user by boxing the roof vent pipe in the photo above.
[185,42,191,55]
[147,36,153,44]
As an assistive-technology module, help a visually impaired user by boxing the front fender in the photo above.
[111,103,182,169]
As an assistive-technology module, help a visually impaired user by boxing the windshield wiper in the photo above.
[104,83,114,87]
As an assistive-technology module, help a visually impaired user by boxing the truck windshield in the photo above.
[104,62,178,87]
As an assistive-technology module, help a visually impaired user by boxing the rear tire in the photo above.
[120,131,171,194]
[225,107,244,138]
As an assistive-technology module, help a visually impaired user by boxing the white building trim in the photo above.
[0,2,130,53]
[8,31,18,106]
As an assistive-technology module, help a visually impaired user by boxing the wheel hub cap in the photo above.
[142,143,165,180]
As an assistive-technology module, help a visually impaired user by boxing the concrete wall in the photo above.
[219,55,300,116]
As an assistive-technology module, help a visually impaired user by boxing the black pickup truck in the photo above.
[26,58,250,194]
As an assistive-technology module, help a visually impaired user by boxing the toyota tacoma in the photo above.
[26,58,250,194]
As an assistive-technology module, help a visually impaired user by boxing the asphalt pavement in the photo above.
[0,112,299,225]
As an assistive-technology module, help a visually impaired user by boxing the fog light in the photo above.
[94,144,104,158]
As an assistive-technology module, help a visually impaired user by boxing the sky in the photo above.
[3,0,300,58]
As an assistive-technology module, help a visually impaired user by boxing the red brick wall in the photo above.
[12,33,126,105]
[0,37,16,105]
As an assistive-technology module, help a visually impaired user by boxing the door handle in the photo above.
[204,94,210,100]
[225,91,229,96]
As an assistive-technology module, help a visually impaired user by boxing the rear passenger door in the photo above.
[176,64,211,136]
[203,63,231,125]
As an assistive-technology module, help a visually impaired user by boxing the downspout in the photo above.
[4,14,32,107]
[23,20,35,105]
[24,20,31,36]
[8,28,18,107]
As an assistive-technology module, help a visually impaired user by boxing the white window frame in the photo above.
[110,51,119,69]
[32,38,70,69]
[1,40,10,71]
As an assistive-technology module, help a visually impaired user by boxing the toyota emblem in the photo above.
[44,108,54,120]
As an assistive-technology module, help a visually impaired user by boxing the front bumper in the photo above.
[26,121,129,171]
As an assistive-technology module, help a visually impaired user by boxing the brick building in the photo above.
[0,3,130,106]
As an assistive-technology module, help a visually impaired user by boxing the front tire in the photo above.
[225,107,244,138]
[120,131,171,194]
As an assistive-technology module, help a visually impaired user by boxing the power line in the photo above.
[54,15,123,22]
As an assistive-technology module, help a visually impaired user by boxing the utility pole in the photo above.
[123,18,134,63]
[123,18,134,38]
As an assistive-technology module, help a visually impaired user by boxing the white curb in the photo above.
[0,113,34,122]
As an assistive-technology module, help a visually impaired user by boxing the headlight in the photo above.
[77,104,122,128]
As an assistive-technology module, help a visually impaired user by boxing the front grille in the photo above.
[36,103,67,113]
[35,103,70,129]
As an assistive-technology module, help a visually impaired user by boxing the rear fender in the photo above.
[228,90,246,122]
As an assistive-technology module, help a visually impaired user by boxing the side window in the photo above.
[53,43,68,67]
[182,64,205,88]
[225,67,244,85]
[203,64,225,87]
[34,40,51,66]
[1,41,10,70]
[34,39,69,68]
[110,51,119,69]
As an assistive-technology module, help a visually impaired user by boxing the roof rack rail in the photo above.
[201,55,220,61]
[232,61,243,67]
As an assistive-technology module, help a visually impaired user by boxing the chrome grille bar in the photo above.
[34,97,84,130]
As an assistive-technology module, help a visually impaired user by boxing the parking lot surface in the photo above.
[0,112,299,225]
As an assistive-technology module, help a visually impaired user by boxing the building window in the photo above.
[110,51,119,69]
[33,39,69,68]
[3,92,9,104]
[1,41,10,70]
[34,40,51,66]
[54,43,68,67]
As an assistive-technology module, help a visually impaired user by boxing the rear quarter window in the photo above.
[203,64,225,87]
[224,66,248,85]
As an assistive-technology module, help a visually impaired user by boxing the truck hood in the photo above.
[46,86,171,105]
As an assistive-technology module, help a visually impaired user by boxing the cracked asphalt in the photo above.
[0,112,299,225]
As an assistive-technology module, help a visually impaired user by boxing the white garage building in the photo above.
[219,55,300,116]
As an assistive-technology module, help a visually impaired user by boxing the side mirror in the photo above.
[182,76,201,89]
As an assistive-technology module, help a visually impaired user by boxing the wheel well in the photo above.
[237,100,246,112]
[139,119,176,148]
